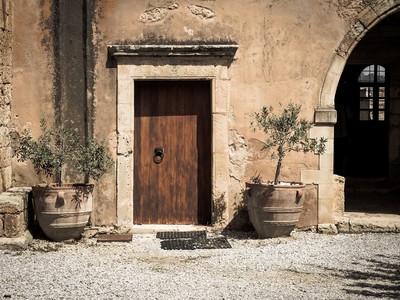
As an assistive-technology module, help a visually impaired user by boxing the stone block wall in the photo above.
[0,0,12,193]
[297,184,318,229]
[0,188,30,238]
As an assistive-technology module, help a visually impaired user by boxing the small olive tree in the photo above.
[12,119,113,186]
[251,103,327,185]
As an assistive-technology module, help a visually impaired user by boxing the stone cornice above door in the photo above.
[108,44,238,64]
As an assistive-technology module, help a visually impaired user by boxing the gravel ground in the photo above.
[0,231,399,300]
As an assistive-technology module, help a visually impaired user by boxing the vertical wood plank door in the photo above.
[134,80,212,224]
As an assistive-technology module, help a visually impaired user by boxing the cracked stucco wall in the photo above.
[9,0,400,227]
[228,129,251,229]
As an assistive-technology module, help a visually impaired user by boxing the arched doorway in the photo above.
[334,12,400,214]
[335,64,389,178]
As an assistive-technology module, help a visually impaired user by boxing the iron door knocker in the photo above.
[153,147,164,164]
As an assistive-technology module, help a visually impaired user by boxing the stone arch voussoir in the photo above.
[322,1,400,108]
[312,1,400,224]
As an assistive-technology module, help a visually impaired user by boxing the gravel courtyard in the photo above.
[1,231,399,300]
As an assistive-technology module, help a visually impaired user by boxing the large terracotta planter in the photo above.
[246,182,305,238]
[32,184,93,241]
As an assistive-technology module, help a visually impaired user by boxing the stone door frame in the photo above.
[310,2,400,223]
[108,44,238,229]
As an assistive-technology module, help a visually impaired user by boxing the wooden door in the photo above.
[134,80,212,224]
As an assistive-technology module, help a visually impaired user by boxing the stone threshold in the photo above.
[336,212,400,233]
[82,224,214,238]
[130,224,211,234]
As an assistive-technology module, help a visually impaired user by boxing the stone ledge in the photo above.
[316,213,400,234]
[0,188,30,213]
[0,230,33,250]
[335,213,400,233]
[0,187,31,237]
[317,223,338,234]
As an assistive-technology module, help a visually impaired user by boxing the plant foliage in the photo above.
[76,140,114,181]
[12,119,113,186]
[250,103,327,185]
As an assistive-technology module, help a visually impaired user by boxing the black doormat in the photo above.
[156,230,207,240]
[160,237,232,250]
[160,238,196,250]
[157,231,232,250]
[192,237,232,250]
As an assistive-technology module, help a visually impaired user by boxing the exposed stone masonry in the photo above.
[139,3,179,23]
[187,5,215,19]
[0,188,29,238]
[139,3,214,23]
[336,0,400,58]
[0,0,12,193]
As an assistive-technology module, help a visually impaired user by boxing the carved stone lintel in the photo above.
[108,44,238,58]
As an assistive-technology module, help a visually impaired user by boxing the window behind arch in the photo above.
[358,64,387,121]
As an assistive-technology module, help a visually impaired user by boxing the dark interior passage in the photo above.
[345,177,400,214]
[334,12,400,214]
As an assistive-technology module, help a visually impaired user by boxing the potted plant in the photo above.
[246,103,327,238]
[11,119,113,241]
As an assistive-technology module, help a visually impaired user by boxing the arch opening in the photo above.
[334,12,400,214]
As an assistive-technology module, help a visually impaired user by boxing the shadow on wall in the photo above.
[221,189,255,233]
[222,184,318,234]
[1,171,7,193]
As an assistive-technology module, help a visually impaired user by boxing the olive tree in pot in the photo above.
[12,119,113,241]
[246,103,327,238]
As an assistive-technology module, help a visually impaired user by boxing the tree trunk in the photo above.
[274,157,282,185]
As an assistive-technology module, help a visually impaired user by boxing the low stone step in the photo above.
[335,213,400,233]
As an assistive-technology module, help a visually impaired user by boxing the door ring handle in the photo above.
[154,147,164,164]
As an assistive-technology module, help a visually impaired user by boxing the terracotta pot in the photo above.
[246,182,305,238]
[32,184,93,241]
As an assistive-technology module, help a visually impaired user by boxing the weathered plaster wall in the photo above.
[11,1,117,225]
[91,0,352,227]
[12,1,56,186]
[10,0,398,228]
[0,0,12,193]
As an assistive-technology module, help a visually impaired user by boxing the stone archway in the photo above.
[315,1,400,223]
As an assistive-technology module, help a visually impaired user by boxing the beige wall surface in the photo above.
[9,0,400,228]
[12,1,56,187]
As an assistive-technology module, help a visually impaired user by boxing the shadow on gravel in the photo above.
[326,254,400,299]
[221,230,259,240]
